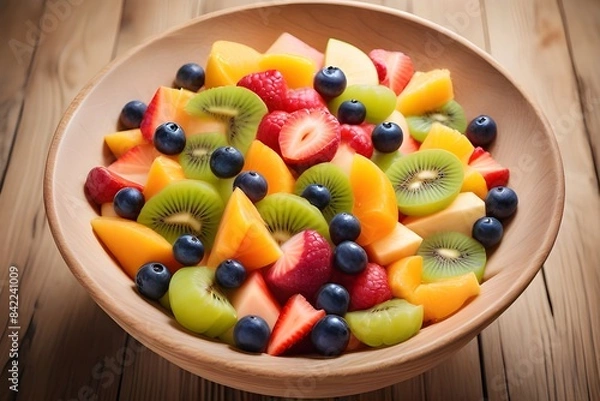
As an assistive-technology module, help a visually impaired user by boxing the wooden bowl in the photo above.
[44,1,564,397]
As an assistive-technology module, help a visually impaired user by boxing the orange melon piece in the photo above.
[91,216,180,278]
[259,53,317,89]
[419,122,474,164]
[396,69,454,116]
[104,129,146,158]
[462,165,488,199]
[349,154,397,246]
[388,255,480,322]
[364,222,423,266]
[243,140,295,195]
[143,156,185,200]
[207,188,282,270]
[266,32,324,68]
[204,41,262,88]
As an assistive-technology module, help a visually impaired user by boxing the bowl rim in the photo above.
[44,0,565,391]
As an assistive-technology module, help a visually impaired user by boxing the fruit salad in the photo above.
[84,33,519,357]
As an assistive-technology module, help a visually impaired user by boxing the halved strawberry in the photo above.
[107,143,163,186]
[333,263,392,311]
[140,87,182,141]
[340,123,374,158]
[264,230,332,304]
[281,87,327,113]
[279,109,341,173]
[469,146,510,189]
[256,110,291,155]
[266,294,325,356]
[84,166,143,205]
[368,49,414,95]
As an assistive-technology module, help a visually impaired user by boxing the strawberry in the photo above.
[266,294,325,356]
[237,70,287,112]
[370,54,388,83]
[281,87,327,113]
[333,263,392,311]
[140,87,184,141]
[107,143,162,186]
[84,166,143,205]
[279,109,341,173]
[399,132,420,154]
[255,110,291,155]
[368,49,414,95]
[264,230,332,304]
[340,123,374,158]
[469,146,510,189]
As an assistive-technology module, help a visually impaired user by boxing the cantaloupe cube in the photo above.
[143,156,185,200]
[365,222,423,266]
[259,53,316,89]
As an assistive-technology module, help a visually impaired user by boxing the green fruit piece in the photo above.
[169,267,237,337]
[328,84,397,124]
[345,299,423,347]
[179,132,228,183]
[294,162,353,222]
[185,86,268,154]
[371,150,402,173]
[137,179,224,248]
[386,149,464,216]
[417,231,487,283]
[256,193,330,244]
[159,292,171,311]
[406,100,467,143]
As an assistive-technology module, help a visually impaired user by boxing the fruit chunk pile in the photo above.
[85,33,519,357]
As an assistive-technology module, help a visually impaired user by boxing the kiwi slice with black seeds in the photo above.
[386,149,463,216]
[185,86,268,154]
[137,180,224,249]
[256,193,330,244]
[406,100,467,142]
[294,162,353,222]
[179,132,228,183]
[417,231,487,283]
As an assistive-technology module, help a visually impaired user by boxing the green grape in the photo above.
[328,84,397,124]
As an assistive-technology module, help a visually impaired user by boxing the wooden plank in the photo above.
[0,1,127,401]
[481,0,600,400]
[0,0,46,189]
[559,0,600,181]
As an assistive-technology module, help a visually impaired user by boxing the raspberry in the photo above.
[282,88,327,113]
[256,111,291,155]
[340,124,374,158]
[237,70,287,112]
[333,263,392,311]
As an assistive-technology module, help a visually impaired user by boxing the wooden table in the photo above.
[1,0,598,400]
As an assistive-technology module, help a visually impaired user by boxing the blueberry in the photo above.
[466,115,497,147]
[333,241,368,275]
[315,283,350,316]
[135,262,171,300]
[174,63,205,92]
[210,146,244,178]
[113,187,145,220]
[215,259,246,288]
[119,100,147,129]
[172,234,205,266]
[313,66,347,98]
[310,315,350,356]
[337,99,366,125]
[371,121,403,153]
[301,184,331,210]
[153,122,186,155]
[329,212,361,245]
[472,216,504,248]
[233,171,268,203]
[485,186,518,220]
[233,315,271,353]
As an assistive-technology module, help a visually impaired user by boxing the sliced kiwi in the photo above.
[137,179,224,249]
[406,100,467,142]
[168,267,237,338]
[293,162,353,222]
[179,132,228,183]
[417,231,487,283]
[386,149,464,216]
[256,193,330,244]
[185,86,268,154]
[345,299,423,347]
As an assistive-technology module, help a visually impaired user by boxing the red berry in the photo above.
[282,87,327,113]
[340,124,374,158]
[255,110,291,155]
[84,166,143,205]
[333,263,392,311]
[469,146,510,189]
[369,52,388,83]
[237,70,287,112]
[368,49,415,95]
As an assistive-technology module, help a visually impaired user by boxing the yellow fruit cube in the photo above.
[104,129,145,158]
[259,53,316,89]
[461,166,488,199]
[143,156,185,200]
[419,122,474,164]
[204,41,262,88]
[365,222,423,266]
[396,69,454,116]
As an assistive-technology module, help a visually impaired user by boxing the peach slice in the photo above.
[104,129,146,158]
[365,222,423,266]
[396,69,454,116]
[461,165,488,199]
[204,40,262,88]
[143,156,185,200]
[243,140,295,195]
[259,53,317,89]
